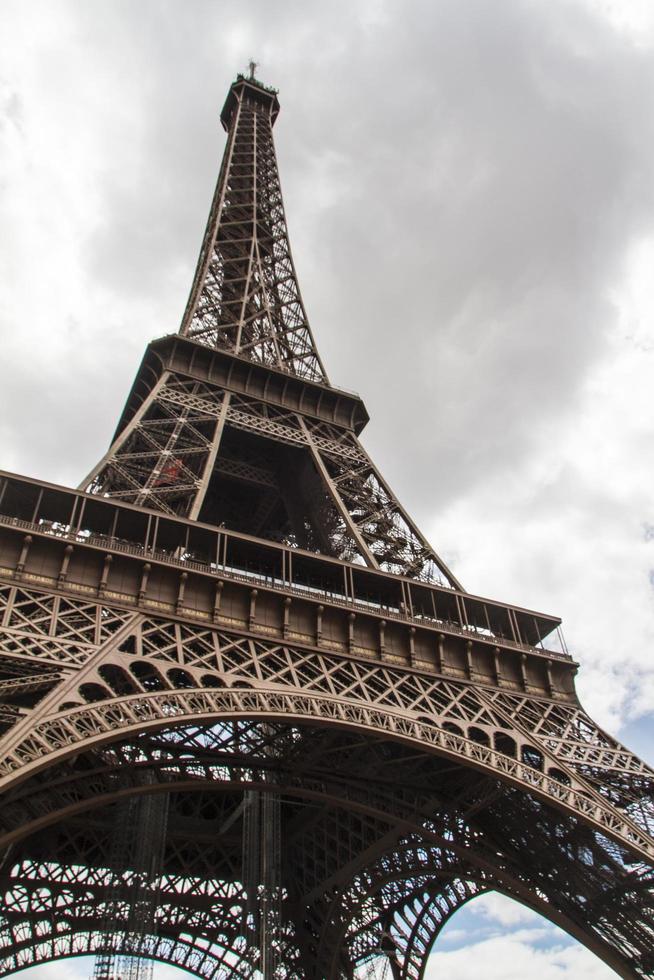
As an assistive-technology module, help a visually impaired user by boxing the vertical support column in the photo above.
[316,605,324,646]
[98,555,113,597]
[91,780,169,980]
[347,613,356,654]
[213,580,224,623]
[436,633,445,675]
[188,392,232,521]
[15,535,32,578]
[79,374,170,492]
[493,646,502,686]
[260,786,282,979]
[408,627,417,667]
[282,597,292,639]
[379,620,386,659]
[242,735,282,979]
[299,418,379,571]
[57,545,74,587]
[465,640,474,680]
[249,590,258,631]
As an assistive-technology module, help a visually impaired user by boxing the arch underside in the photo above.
[0,591,652,978]
[0,719,652,979]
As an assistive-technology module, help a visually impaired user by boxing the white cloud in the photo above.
[426,233,654,732]
[425,932,617,980]
[472,892,543,928]
[17,960,92,980]
[17,960,193,980]
[581,0,654,46]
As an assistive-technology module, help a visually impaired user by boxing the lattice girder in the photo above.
[1,736,651,979]
[77,73,462,584]
[82,359,461,584]
[0,929,237,980]
[310,838,489,978]
[82,373,228,520]
[0,644,652,980]
[390,880,487,980]
[0,585,650,862]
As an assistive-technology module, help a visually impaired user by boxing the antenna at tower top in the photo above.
[248,59,258,81]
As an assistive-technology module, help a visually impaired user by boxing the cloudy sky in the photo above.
[2,0,654,976]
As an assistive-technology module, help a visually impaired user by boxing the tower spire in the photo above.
[179,74,327,383]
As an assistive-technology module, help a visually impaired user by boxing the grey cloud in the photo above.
[286,1,654,523]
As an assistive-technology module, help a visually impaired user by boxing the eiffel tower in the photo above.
[0,69,652,980]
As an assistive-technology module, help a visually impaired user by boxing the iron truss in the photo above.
[1,72,653,978]
[82,374,460,586]
[79,71,460,588]
[0,580,651,976]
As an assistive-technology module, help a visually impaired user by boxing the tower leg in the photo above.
[243,779,282,977]
[91,783,169,980]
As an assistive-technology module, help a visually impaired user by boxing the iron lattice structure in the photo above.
[0,72,652,979]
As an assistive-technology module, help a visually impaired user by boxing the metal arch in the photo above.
[2,832,631,977]
[0,583,623,807]
[309,827,645,980]
[311,840,488,977]
[0,838,275,978]
[0,933,232,980]
[390,880,487,980]
[0,590,649,855]
[0,726,458,856]
[343,833,651,980]
[264,797,649,980]
[0,767,421,853]
[0,853,260,977]
[0,727,651,979]
[0,581,652,976]
[0,680,651,862]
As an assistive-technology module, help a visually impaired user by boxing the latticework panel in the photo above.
[0,582,651,857]
[84,374,225,517]
[302,416,459,585]
[0,725,652,979]
[0,578,652,976]
[82,370,461,584]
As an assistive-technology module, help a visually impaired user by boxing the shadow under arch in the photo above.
[0,683,649,866]
[0,709,648,979]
